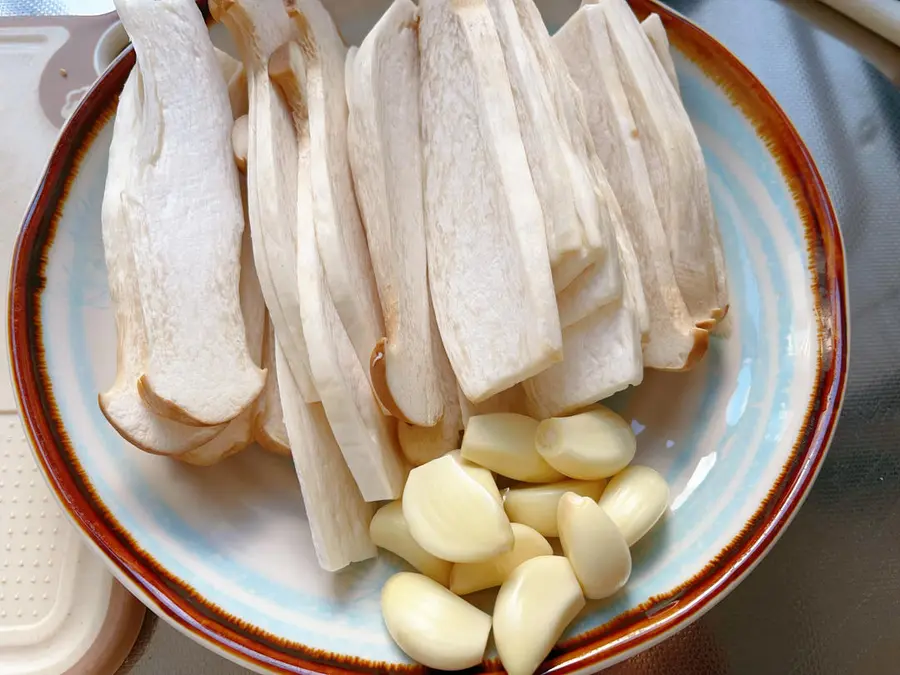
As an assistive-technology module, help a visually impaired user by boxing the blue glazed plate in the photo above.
[9,1,847,673]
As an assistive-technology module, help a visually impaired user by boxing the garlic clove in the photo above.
[598,465,669,546]
[369,501,452,586]
[403,454,514,562]
[231,114,248,172]
[535,405,636,479]
[493,556,585,675]
[450,523,552,595]
[461,413,564,482]
[504,479,606,537]
[381,572,491,670]
[557,492,631,599]
[448,449,503,503]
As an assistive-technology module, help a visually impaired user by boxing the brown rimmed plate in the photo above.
[8,1,847,673]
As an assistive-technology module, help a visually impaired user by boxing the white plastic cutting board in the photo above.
[0,14,144,675]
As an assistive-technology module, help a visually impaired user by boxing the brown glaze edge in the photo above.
[6,3,848,675]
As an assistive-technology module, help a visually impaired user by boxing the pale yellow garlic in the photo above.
[535,405,636,479]
[598,465,669,546]
[504,479,606,537]
[461,413,564,482]
[557,492,631,599]
[381,572,491,671]
[448,450,503,502]
[493,556,585,675]
[449,523,552,595]
[231,114,248,172]
[402,454,513,562]
[369,501,452,586]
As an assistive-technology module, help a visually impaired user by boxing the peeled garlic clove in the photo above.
[493,556,585,675]
[461,413,564,483]
[381,572,491,670]
[558,492,631,599]
[450,523,552,595]
[535,405,636,479]
[403,454,514,562]
[598,465,669,546]
[504,479,606,537]
[448,449,503,502]
[370,501,452,586]
[231,114,248,172]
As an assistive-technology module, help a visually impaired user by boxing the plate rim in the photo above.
[7,1,849,673]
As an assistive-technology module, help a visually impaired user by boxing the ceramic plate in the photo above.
[9,1,848,673]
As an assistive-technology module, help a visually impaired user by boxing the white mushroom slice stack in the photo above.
[419,0,562,403]
[484,0,605,292]
[212,0,319,402]
[286,0,385,374]
[554,5,708,370]
[346,0,453,428]
[591,0,728,327]
[639,11,730,331]
[269,39,407,501]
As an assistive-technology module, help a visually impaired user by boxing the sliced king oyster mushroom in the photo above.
[114,0,265,427]
[555,5,708,370]
[285,0,385,377]
[275,341,377,571]
[269,38,407,501]
[212,0,320,403]
[346,0,453,427]
[640,13,679,94]
[254,319,290,456]
[591,0,728,326]
[99,68,224,455]
[639,10,730,333]
[419,0,562,403]
[179,205,267,466]
[484,0,605,292]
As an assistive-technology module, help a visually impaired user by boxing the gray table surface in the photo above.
[125,0,900,673]
[7,0,898,672]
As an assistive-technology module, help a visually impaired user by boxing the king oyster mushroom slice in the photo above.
[180,47,269,466]
[346,0,452,427]
[114,0,266,427]
[639,11,729,329]
[179,222,267,466]
[484,0,605,292]
[99,69,224,455]
[591,0,728,326]
[254,319,290,456]
[555,233,623,329]
[269,40,407,501]
[525,162,644,417]
[525,290,643,418]
[508,0,640,330]
[640,13,679,94]
[274,341,377,572]
[396,326,464,466]
[419,0,562,403]
[212,0,319,403]
[554,6,708,370]
[284,0,385,378]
